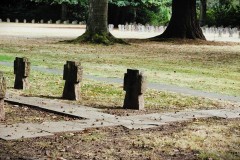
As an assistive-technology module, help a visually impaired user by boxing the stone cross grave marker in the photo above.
[14,57,30,90]
[123,69,147,110]
[0,72,6,121]
[62,61,83,100]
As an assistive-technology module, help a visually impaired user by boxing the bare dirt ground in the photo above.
[0,103,239,160]
[3,103,81,125]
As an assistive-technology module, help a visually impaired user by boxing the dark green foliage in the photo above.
[108,0,171,26]
[136,5,171,25]
[0,0,87,22]
[206,4,240,27]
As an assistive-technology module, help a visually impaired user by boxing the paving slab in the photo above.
[34,121,86,133]
[35,120,117,134]
[120,113,190,123]
[195,109,240,119]
[0,123,54,140]
[5,93,115,120]
[163,111,213,119]
[122,124,163,130]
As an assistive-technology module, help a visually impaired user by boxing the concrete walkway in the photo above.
[1,93,240,140]
[1,61,240,103]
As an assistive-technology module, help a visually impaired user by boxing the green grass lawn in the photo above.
[0,39,239,97]
[0,65,236,113]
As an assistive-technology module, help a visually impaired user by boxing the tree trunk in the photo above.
[153,0,206,40]
[71,0,124,45]
[61,3,68,21]
[87,0,108,34]
[200,0,207,26]
[133,7,137,23]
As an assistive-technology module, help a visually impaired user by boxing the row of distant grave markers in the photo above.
[116,24,240,38]
[1,18,239,38]
[0,18,85,25]
[0,57,146,121]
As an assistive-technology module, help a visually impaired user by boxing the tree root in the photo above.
[65,31,127,45]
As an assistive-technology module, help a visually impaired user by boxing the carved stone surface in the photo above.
[123,69,147,110]
[62,61,83,100]
[0,72,6,121]
[14,57,31,89]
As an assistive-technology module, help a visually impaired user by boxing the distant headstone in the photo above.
[62,61,83,100]
[40,19,44,24]
[6,18,10,23]
[48,20,52,24]
[108,24,114,31]
[0,72,6,121]
[32,19,35,24]
[14,57,31,90]
[23,19,27,23]
[63,20,69,24]
[72,20,78,25]
[0,19,2,23]
[56,20,61,24]
[118,24,121,31]
[218,29,222,37]
[123,69,147,110]
[229,29,233,37]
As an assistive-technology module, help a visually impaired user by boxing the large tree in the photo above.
[153,0,206,40]
[71,0,124,44]
[199,0,207,26]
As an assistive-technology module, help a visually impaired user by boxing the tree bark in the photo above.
[153,0,206,40]
[61,3,68,21]
[200,0,207,26]
[71,0,124,45]
[133,7,137,23]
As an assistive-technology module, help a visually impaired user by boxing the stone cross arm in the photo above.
[0,72,6,99]
[14,57,30,77]
[63,61,83,83]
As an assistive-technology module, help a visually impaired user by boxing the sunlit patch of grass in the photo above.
[0,54,14,62]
